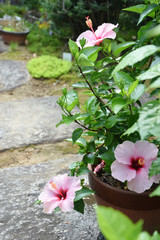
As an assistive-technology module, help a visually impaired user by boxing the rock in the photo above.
[0,96,78,150]
[0,156,99,240]
[0,60,30,92]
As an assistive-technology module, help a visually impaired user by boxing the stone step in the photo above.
[0,96,77,150]
[0,60,30,92]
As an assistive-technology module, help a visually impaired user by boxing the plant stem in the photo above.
[77,65,114,114]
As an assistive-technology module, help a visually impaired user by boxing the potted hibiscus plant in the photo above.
[38,1,160,237]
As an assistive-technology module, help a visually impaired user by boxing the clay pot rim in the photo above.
[1,29,29,34]
[89,169,155,197]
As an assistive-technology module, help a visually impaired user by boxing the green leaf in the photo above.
[149,158,160,177]
[68,39,79,60]
[114,71,134,91]
[136,100,160,139]
[112,45,160,75]
[138,4,158,25]
[105,115,117,129]
[77,166,90,175]
[72,81,89,88]
[122,123,138,137]
[80,46,102,62]
[105,132,114,146]
[113,41,135,56]
[58,89,79,112]
[130,84,146,102]
[128,80,139,95]
[56,114,80,127]
[138,64,160,81]
[123,4,146,14]
[150,186,160,197]
[83,153,95,164]
[151,231,160,240]
[111,97,126,113]
[147,77,160,90]
[72,128,83,144]
[74,198,84,214]
[96,206,143,240]
[137,232,151,240]
[34,200,41,205]
[78,53,94,67]
[74,187,94,202]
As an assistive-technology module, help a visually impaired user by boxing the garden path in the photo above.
[0,38,99,240]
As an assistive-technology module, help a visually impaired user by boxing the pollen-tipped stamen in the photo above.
[85,16,97,39]
[138,158,145,166]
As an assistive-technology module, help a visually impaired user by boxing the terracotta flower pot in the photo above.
[1,29,29,45]
[88,170,160,234]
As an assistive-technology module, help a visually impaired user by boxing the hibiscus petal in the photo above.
[43,198,60,214]
[59,197,74,212]
[62,176,82,192]
[95,23,118,39]
[76,30,96,48]
[135,140,158,166]
[127,169,153,193]
[38,185,56,202]
[111,160,136,182]
[114,141,136,164]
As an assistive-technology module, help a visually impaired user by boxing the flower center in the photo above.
[49,181,67,200]
[130,157,145,171]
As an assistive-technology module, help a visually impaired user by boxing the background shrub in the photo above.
[27,55,72,79]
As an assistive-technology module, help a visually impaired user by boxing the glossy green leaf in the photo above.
[74,187,94,202]
[58,89,79,112]
[149,158,160,177]
[114,71,134,91]
[112,97,126,113]
[136,100,160,139]
[74,198,84,214]
[96,206,143,240]
[56,114,80,127]
[77,166,90,175]
[72,128,83,144]
[130,84,145,101]
[138,64,160,80]
[137,232,151,240]
[112,45,160,75]
[80,46,102,62]
[138,4,158,25]
[105,115,117,129]
[147,77,160,90]
[83,153,95,164]
[123,4,146,13]
[128,80,139,95]
[69,39,79,60]
[78,53,94,67]
[113,41,135,56]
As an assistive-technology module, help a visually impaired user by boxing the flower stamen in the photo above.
[49,181,64,198]
[138,158,145,166]
[85,16,97,39]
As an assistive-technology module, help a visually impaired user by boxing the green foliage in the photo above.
[27,56,72,79]
[56,0,160,198]
[96,206,143,240]
[97,206,160,240]
[27,27,63,55]
[0,3,26,18]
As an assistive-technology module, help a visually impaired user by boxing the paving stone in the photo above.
[0,60,30,92]
[0,96,78,150]
[0,156,99,240]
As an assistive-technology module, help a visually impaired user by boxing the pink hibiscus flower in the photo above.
[38,174,82,213]
[111,140,159,193]
[76,16,118,48]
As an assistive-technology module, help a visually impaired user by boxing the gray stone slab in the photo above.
[0,96,78,150]
[0,36,8,53]
[0,60,30,92]
[0,156,99,240]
